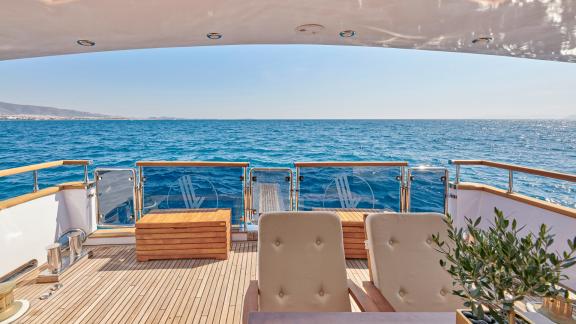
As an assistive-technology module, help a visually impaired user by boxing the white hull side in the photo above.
[451,187,576,290]
[0,188,95,277]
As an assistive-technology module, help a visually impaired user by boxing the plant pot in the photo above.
[542,296,573,320]
[456,309,534,324]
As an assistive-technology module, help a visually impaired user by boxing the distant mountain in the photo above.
[0,101,123,120]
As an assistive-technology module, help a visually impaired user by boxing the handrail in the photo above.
[294,161,408,212]
[294,161,409,167]
[0,160,91,178]
[136,161,250,167]
[450,160,576,183]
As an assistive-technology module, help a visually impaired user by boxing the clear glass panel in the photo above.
[297,166,402,212]
[142,167,245,225]
[96,169,136,226]
[0,165,86,201]
[0,172,31,201]
[250,169,292,222]
[38,166,86,190]
[409,168,447,213]
[458,165,509,191]
[511,173,576,209]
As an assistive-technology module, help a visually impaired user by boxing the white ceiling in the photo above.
[1,0,575,62]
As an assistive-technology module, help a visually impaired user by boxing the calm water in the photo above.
[0,120,574,209]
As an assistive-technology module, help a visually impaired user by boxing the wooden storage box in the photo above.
[136,209,231,262]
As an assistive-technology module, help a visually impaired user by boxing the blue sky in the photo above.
[0,45,574,119]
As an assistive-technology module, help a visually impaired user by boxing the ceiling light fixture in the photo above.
[472,36,493,44]
[339,30,356,38]
[207,32,222,40]
[76,39,95,47]
[295,24,325,35]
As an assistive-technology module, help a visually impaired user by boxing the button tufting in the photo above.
[316,239,322,245]
[274,240,281,246]
[440,289,447,296]
[426,238,432,245]
[279,291,284,298]
[388,239,395,245]
[319,289,325,296]
[398,289,405,297]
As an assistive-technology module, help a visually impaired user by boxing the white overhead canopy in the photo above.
[1,0,575,62]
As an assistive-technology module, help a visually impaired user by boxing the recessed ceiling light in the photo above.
[76,39,95,47]
[472,36,493,44]
[295,24,325,35]
[339,30,356,38]
[207,32,222,40]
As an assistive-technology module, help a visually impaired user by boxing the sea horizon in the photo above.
[0,119,574,209]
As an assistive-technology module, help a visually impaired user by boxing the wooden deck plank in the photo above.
[14,242,368,324]
[59,248,140,324]
[23,246,128,324]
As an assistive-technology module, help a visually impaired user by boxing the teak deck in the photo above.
[136,209,231,261]
[14,243,369,324]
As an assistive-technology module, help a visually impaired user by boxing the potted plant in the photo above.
[541,290,573,320]
[432,208,576,324]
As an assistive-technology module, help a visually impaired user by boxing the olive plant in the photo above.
[432,208,576,324]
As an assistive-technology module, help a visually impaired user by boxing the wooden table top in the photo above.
[249,311,555,324]
[249,312,455,324]
[137,209,231,228]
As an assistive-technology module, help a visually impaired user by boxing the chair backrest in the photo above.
[258,211,351,312]
[365,212,462,312]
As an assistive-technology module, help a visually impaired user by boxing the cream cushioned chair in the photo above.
[242,211,377,324]
[363,212,462,312]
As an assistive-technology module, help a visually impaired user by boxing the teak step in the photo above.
[88,228,135,238]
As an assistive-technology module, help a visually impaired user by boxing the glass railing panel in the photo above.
[0,163,88,201]
[141,166,245,225]
[513,173,576,209]
[249,168,292,222]
[0,173,31,201]
[297,166,402,212]
[408,168,447,214]
[458,165,509,191]
[95,169,136,227]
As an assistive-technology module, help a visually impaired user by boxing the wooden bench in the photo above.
[135,209,231,262]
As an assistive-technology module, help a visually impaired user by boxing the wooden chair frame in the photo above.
[242,279,380,324]
[361,213,396,313]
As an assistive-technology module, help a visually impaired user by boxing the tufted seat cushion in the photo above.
[365,213,462,312]
[258,212,351,312]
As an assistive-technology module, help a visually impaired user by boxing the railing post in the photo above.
[138,166,144,220]
[244,167,248,232]
[508,170,514,193]
[83,165,89,184]
[444,169,449,215]
[294,167,300,211]
[455,165,461,184]
[403,167,410,213]
[33,170,39,192]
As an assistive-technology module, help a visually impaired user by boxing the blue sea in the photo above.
[0,120,574,213]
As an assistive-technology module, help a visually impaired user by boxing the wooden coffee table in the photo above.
[135,209,231,261]
[248,312,455,324]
